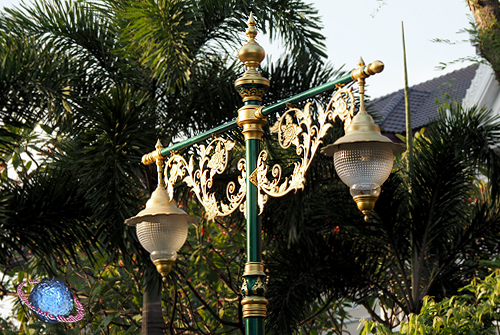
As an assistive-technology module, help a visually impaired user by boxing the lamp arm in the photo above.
[163,137,246,220]
[251,86,356,213]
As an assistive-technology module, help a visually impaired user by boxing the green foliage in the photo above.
[0,0,347,333]
[361,268,500,334]
[1,251,143,334]
[114,0,327,90]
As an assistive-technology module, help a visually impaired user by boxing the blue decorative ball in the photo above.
[28,278,74,323]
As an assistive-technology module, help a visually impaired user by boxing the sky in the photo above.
[260,0,477,98]
[0,0,477,99]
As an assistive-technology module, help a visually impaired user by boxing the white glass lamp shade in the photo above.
[136,215,188,262]
[333,142,394,197]
[125,186,196,275]
[320,109,405,221]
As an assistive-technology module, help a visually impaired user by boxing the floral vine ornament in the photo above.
[251,86,356,213]
[164,137,246,220]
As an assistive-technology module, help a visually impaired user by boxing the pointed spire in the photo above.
[155,139,163,150]
[246,12,257,40]
[238,13,265,70]
[234,13,270,103]
[358,57,365,68]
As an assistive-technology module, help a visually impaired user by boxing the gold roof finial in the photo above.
[234,12,270,102]
[238,12,265,71]
[246,12,257,40]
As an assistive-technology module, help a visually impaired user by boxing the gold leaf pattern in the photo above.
[255,86,355,212]
[164,138,246,220]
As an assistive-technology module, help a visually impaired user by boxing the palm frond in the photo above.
[1,167,96,273]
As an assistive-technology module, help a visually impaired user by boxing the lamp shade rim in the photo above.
[125,213,197,226]
[124,186,197,226]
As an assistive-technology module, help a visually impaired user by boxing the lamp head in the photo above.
[321,110,405,221]
[125,187,196,280]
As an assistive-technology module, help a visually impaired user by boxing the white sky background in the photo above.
[0,0,477,99]
[259,0,477,99]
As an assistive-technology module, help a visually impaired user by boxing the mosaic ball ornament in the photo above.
[17,279,85,323]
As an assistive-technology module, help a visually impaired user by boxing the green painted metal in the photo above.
[246,317,265,335]
[260,72,352,117]
[159,121,237,156]
[158,73,354,157]
[246,139,261,262]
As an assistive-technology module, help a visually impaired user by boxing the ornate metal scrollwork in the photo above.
[252,86,356,213]
[241,278,249,297]
[164,138,246,220]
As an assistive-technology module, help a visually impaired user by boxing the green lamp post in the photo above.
[126,13,404,335]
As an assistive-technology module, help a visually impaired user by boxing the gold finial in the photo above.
[246,12,257,40]
[349,57,385,115]
[155,139,163,150]
[238,13,265,70]
[358,57,365,68]
[153,259,174,283]
[155,139,165,188]
[141,139,166,165]
[356,57,367,113]
[234,13,270,103]
[351,59,385,81]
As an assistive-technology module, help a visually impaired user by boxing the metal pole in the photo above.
[234,13,269,335]
[243,139,265,335]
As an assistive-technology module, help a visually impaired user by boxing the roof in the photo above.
[368,64,479,134]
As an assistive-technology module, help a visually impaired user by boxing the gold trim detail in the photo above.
[237,105,268,141]
[164,138,246,220]
[252,277,266,295]
[241,278,249,297]
[243,262,265,277]
[252,87,356,213]
[237,87,267,102]
[153,259,174,282]
[249,169,259,187]
[254,106,266,120]
[241,296,268,318]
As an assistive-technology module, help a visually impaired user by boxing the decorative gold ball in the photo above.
[238,42,265,66]
[367,61,384,75]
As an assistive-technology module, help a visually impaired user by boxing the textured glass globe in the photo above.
[334,142,394,188]
[136,215,188,261]
[350,183,381,197]
[28,279,73,323]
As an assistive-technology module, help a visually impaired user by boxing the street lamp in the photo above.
[126,12,405,335]
[321,63,406,221]
[125,140,196,280]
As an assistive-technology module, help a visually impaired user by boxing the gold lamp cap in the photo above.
[238,12,265,68]
[124,187,197,226]
[321,110,406,156]
[353,195,378,222]
[234,13,270,89]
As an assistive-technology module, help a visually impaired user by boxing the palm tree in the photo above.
[0,0,340,333]
[301,103,500,331]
